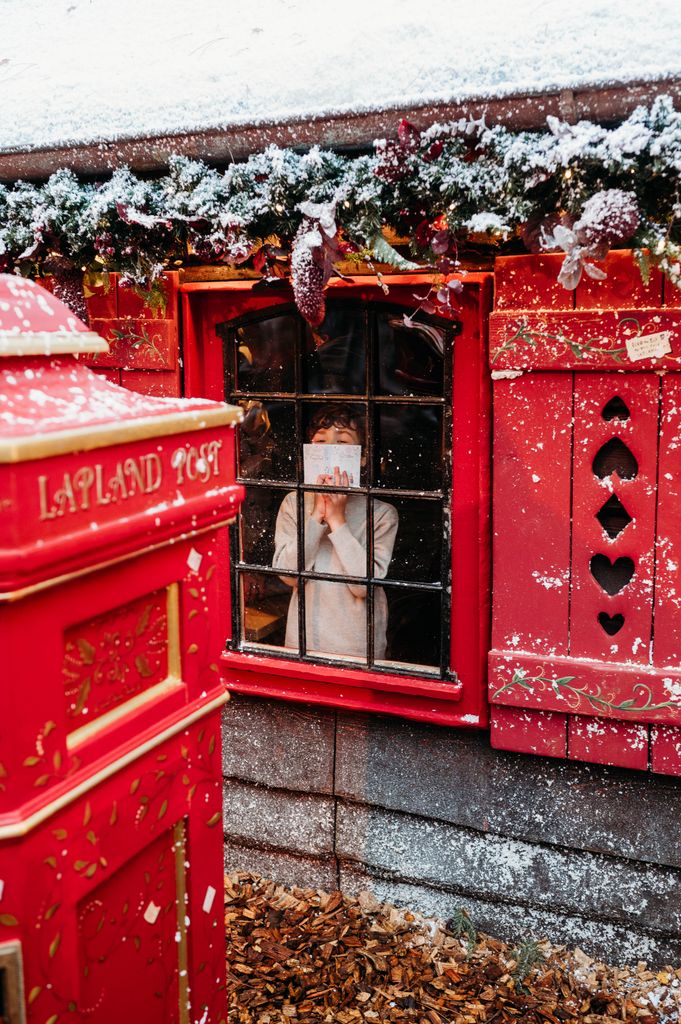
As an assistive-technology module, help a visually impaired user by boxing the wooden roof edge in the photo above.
[1,77,680,182]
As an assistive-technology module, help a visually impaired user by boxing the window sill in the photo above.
[219,649,485,727]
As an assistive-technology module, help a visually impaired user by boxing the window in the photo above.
[219,300,459,678]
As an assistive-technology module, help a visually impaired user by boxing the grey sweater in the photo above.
[273,492,398,660]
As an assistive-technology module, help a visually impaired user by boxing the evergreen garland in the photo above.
[0,95,679,322]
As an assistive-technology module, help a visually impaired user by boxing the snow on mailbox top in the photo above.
[0,273,106,357]
[0,275,240,464]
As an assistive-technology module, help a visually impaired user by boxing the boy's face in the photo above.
[311,421,362,447]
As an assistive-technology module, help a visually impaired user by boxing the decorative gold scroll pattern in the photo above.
[63,590,169,726]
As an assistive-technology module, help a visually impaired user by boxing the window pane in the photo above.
[379,498,442,583]
[239,401,296,482]
[234,314,297,393]
[377,585,442,671]
[303,402,366,482]
[240,571,295,652]
[304,305,366,394]
[274,491,372,581]
[377,311,445,397]
[302,579,368,664]
[240,487,285,567]
[374,405,443,491]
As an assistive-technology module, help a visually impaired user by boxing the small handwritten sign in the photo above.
[303,444,361,486]
[625,330,673,362]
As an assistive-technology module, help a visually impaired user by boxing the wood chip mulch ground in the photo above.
[225,873,681,1024]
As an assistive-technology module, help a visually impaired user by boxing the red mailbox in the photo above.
[0,275,243,1022]
[488,252,681,774]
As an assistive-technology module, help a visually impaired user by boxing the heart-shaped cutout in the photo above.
[601,395,630,422]
[598,611,625,635]
[593,438,638,481]
[590,554,635,595]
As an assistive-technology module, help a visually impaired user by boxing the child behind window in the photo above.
[273,404,398,660]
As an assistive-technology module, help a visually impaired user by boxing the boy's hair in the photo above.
[307,403,365,446]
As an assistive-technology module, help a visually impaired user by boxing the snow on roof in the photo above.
[1,0,680,154]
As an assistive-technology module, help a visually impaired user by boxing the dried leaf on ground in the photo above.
[225,874,681,1024]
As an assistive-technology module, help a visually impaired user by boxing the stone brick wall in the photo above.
[221,695,681,965]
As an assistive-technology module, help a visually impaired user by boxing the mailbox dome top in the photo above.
[0,274,107,357]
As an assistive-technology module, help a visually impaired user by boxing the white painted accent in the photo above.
[202,885,217,913]
[491,369,524,380]
[187,547,203,572]
[144,901,161,925]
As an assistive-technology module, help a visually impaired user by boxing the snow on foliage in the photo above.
[1,97,680,322]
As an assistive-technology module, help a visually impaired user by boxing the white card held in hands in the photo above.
[303,444,361,486]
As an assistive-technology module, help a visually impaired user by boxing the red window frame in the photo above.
[180,274,492,727]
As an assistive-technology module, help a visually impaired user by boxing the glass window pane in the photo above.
[303,579,368,664]
[240,487,285,567]
[274,491,372,581]
[377,311,444,397]
[377,585,442,671]
[303,490,367,578]
[234,314,297,393]
[240,570,295,652]
[304,304,366,394]
[374,405,443,491]
[239,400,296,482]
[379,498,442,583]
[302,402,366,482]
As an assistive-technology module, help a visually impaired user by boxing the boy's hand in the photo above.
[311,474,329,523]
[324,467,349,531]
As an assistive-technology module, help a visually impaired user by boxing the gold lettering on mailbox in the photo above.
[144,453,163,492]
[39,473,79,518]
[37,439,222,521]
[73,466,95,510]
[171,440,222,485]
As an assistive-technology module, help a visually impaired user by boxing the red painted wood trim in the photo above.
[488,649,681,726]
[450,279,493,725]
[491,373,573,656]
[575,250,663,310]
[494,254,573,311]
[220,652,480,728]
[221,648,463,700]
[179,273,492,294]
[650,725,681,776]
[653,375,681,668]
[490,706,568,758]
[489,309,681,371]
[567,715,649,770]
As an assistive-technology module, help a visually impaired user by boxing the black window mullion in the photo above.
[226,326,242,652]
[230,392,447,405]
[294,317,307,656]
[228,523,242,651]
[365,306,375,668]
